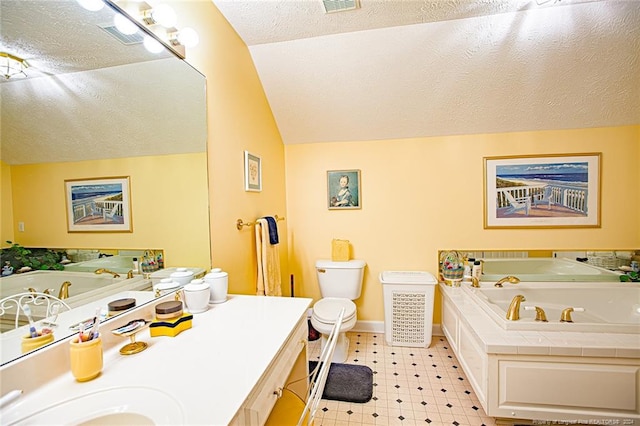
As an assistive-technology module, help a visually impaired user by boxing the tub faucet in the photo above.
[524,306,548,322]
[560,307,584,323]
[506,294,526,321]
[94,268,120,278]
[494,275,521,287]
[126,270,134,279]
[58,281,72,299]
[470,276,480,288]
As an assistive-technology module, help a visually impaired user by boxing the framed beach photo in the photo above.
[244,151,262,192]
[483,153,601,229]
[65,176,132,232]
[327,169,361,210]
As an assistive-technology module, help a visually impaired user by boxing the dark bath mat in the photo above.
[309,361,373,403]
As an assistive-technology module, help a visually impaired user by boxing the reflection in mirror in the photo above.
[438,249,640,284]
[0,1,208,365]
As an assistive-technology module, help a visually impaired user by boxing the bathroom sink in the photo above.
[6,386,185,425]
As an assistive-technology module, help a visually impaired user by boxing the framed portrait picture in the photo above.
[483,153,601,229]
[244,151,262,192]
[327,169,361,210]
[65,176,133,233]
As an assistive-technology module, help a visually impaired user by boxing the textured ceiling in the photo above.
[213,0,640,144]
[0,0,206,165]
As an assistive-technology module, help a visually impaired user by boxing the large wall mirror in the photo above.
[0,0,208,365]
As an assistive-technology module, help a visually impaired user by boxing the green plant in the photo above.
[1,241,66,271]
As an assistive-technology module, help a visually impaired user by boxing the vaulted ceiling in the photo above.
[212,0,640,144]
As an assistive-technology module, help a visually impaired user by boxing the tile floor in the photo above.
[307,331,497,426]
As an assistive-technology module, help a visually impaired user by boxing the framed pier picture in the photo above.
[483,153,601,229]
[65,176,133,232]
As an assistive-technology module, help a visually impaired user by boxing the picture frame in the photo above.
[483,153,601,229]
[244,151,262,192]
[65,176,133,233]
[327,169,361,210]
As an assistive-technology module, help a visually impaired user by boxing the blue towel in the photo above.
[263,216,279,245]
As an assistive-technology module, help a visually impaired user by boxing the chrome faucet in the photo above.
[506,294,526,321]
[94,268,120,278]
[58,281,72,299]
[494,275,521,287]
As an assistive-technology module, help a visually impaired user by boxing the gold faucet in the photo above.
[58,281,72,299]
[94,268,120,278]
[560,307,575,323]
[506,294,526,321]
[25,287,37,293]
[43,288,55,295]
[470,276,481,288]
[529,306,548,322]
[494,275,521,287]
[126,270,134,279]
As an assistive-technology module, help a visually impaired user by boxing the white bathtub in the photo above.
[462,281,640,333]
[480,257,621,282]
[0,271,150,309]
[63,255,137,274]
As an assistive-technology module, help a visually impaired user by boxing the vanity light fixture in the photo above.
[0,52,29,80]
[114,12,138,35]
[76,0,105,11]
[143,35,164,53]
[141,3,177,27]
[167,27,199,48]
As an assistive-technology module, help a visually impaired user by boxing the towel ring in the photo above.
[236,215,285,231]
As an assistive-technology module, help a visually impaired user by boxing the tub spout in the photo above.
[58,281,72,299]
[94,268,120,278]
[494,275,521,287]
[506,294,526,321]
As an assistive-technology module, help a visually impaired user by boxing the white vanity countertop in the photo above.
[0,295,312,425]
[440,282,640,358]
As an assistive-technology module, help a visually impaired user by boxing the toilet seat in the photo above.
[312,298,356,324]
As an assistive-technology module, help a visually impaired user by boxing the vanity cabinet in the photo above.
[232,315,309,425]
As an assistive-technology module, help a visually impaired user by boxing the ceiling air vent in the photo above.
[98,24,144,45]
[322,0,360,13]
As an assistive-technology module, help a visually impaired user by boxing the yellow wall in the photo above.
[1,160,14,246]
[285,126,640,323]
[7,153,210,269]
[173,0,289,295]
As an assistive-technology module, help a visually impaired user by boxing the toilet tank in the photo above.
[315,259,366,299]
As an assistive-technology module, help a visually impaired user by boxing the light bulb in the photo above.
[143,36,164,54]
[76,0,104,11]
[177,27,199,48]
[152,4,177,27]
[114,14,138,35]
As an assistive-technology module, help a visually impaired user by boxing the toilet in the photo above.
[310,259,366,363]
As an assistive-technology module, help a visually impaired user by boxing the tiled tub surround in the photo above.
[440,282,640,425]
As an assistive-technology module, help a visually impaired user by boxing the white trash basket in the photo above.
[379,271,438,347]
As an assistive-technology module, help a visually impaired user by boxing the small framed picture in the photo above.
[244,151,262,192]
[327,169,361,210]
[65,176,133,233]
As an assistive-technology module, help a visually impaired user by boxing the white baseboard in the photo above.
[306,309,443,338]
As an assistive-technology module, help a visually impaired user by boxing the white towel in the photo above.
[255,218,282,296]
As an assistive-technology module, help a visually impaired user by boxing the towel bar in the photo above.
[236,215,285,230]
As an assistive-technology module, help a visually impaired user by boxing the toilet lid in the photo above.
[313,298,356,323]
